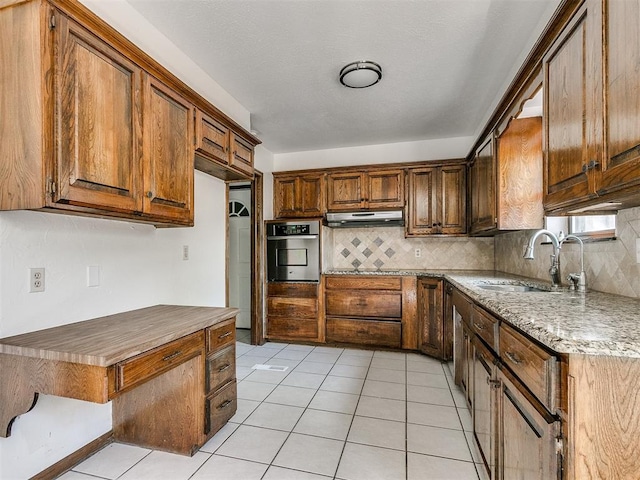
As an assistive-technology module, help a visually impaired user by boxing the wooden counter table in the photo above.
[0,305,239,456]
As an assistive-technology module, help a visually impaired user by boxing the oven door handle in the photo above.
[267,235,319,240]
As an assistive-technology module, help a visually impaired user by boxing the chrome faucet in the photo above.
[523,229,562,288]
[559,234,587,292]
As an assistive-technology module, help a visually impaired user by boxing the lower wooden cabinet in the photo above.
[266,282,320,341]
[472,336,497,478]
[417,278,450,360]
[205,380,237,436]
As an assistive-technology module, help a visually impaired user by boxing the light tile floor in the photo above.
[59,329,484,480]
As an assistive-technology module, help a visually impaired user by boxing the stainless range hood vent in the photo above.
[325,210,404,228]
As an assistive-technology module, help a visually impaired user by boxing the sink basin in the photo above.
[478,284,547,293]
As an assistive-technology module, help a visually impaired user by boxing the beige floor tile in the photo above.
[407,423,473,461]
[273,433,344,477]
[281,371,326,389]
[336,355,372,367]
[306,352,341,364]
[73,443,150,480]
[407,452,479,480]
[294,361,334,375]
[407,402,463,430]
[308,390,360,414]
[366,367,406,384]
[263,466,332,479]
[199,422,239,453]
[407,384,455,406]
[356,396,406,422]
[265,384,317,407]
[347,416,406,450]
[243,369,290,384]
[407,371,449,389]
[58,472,103,480]
[191,454,268,480]
[215,425,288,463]
[118,451,209,480]
[340,348,374,358]
[237,380,276,401]
[336,442,406,480]
[294,409,353,440]
[361,380,406,400]
[370,357,406,371]
[229,398,260,423]
[320,375,365,394]
[244,402,304,431]
[329,364,368,379]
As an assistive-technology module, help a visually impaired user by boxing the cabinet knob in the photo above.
[146,191,153,198]
[588,159,600,170]
[582,164,588,173]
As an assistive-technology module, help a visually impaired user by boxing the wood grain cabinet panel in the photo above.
[327,171,365,211]
[326,318,401,348]
[406,163,466,236]
[417,278,449,360]
[327,169,404,211]
[195,110,230,166]
[471,306,498,351]
[54,13,143,214]
[470,137,496,233]
[206,345,235,394]
[326,291,402,319]
[205,380,237,436]
[273,172,325,218]
[230,132,254,178]
[366,169,405,209]
[206,320,236,353]
[472,336,497,479]
[266,282,320,342]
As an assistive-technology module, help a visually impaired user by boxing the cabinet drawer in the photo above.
[472,306,498,350]
[268,282,318,298]
[267,296,317,319]
[205,380,237,436]
[117,331,204,392]
[326,318,401,348]
[267,317,318,340]
[206,320,236,353]
[195,109,230,164]
[326,291,401,319]
[500,322,557,411]
[206,345,236,394]
[230,134,254,177]
[325,276,402,291]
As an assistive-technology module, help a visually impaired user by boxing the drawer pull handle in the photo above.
[505,351,522,365]
[218,331,232,339]
[473,322,486,331]
[162,350,182,362]
[217,400,233,410]
[218,363,231,372]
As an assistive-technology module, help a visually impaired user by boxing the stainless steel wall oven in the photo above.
[266,220,320,282]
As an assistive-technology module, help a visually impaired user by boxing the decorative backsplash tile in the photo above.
[324,227,494,271]
[495,206,640,298]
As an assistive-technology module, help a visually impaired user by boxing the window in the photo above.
[544,214,616,241]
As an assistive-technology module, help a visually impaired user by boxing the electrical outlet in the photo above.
[30,268,45,293]
[415,248,421,258]
[182,245,189,261]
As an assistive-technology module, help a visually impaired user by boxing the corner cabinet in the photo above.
[326,169,404,211]
[273,172,325,219]
[417,278,451,360]
[406,163,466,236]
[544,0,640,213]
[470,116,543,235]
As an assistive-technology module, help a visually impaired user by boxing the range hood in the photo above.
[325,210,404,228]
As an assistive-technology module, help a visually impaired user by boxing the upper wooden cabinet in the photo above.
[142,74,194,224]
[0,0,259,226]
[326,169,404,211]
[273,172,325,219]
[544,0,640,213]
[470,117,543,235]
[406,163,466,236]
[194,109,255,180]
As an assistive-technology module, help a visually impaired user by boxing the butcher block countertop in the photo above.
[326,270,640,358]
[0,305,239,367]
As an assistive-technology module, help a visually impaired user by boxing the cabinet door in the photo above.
[195,110,230,166]
[366,169,404,209]
[498,372,558,480]
[327,171,365,211]
[439,165,466,234]
[543,5,598,210]
[142,74,194,223]
[598,0,640,196]
[273,176,299,218]
[470,138,496,233]
[54,12,142,213]
[406,168,438,235]
[472,338,496,479]
[299,174,325,216]
[230,132,254,178]
[417,278,445,359]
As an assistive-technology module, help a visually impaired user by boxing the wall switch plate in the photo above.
[30,268,45,293]
[415,248,421,258]
[182,245,189,261]
[87,265,100,287]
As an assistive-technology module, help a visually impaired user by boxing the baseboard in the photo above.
[30,431,114,480]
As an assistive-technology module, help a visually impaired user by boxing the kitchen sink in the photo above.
[478,284,548,293]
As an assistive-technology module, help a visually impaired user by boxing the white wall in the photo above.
[273,136,474,171]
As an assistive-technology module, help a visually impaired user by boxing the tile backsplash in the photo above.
[324,227,494,271]
[495,206,640,298]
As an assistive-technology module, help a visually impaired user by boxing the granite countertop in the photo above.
[325,269,640,358]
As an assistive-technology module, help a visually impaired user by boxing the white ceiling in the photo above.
[126,0,559,154]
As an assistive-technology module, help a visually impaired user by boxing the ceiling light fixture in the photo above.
[339,61,382,89]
